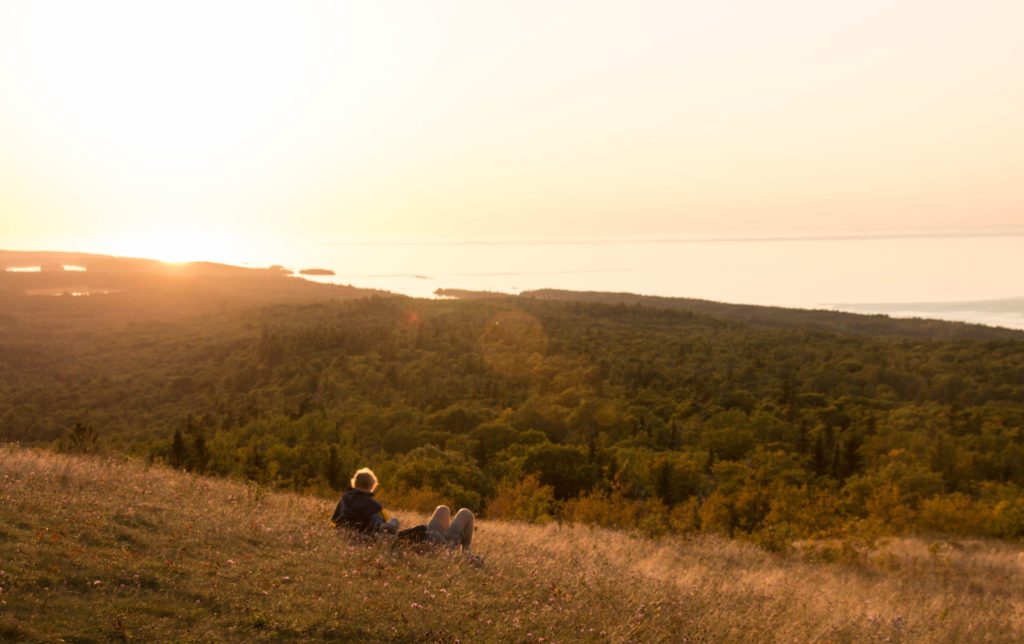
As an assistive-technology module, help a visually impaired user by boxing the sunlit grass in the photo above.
[1,446,1022,642]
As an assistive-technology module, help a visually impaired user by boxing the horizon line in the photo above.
[294,229,1024,247]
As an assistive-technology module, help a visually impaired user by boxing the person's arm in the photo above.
[330,496,347,526]
[365,497,383,518]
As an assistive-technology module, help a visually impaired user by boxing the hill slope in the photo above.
[2,446,1022,642]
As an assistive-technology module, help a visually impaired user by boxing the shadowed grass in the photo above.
[1,446,1022,642]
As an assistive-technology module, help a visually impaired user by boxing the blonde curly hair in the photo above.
[350,467,379,492]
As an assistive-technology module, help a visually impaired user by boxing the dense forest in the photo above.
[3,254,1024,544]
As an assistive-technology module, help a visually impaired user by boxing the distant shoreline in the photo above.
[4,248,1022,332]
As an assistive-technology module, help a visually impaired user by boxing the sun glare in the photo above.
[94,231,252,266]
[5,2,344,161]
[2,1,1022,254]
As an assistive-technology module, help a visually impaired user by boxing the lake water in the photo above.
[255,235,1024,330]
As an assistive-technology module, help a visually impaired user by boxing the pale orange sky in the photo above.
[1,0,1022,261]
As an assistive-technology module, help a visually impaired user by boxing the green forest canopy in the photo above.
[2,255,1024,542]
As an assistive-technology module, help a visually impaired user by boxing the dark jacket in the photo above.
[331,488,384,533]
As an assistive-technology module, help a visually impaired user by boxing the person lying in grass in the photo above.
[422,504,475,552]
[396,505,480,565]
[331,467,400,535]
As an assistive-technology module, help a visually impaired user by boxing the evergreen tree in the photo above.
[192,434,208,473]
[704,449,716,475]
[812,431,826,476]
[170,430,188,468]
[653,458,674,506]
[61,422,98,453]
[842,433,862,479]
[325,444,342,490]
[245,444,267,483]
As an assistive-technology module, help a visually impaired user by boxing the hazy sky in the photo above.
[1,0,1022,260]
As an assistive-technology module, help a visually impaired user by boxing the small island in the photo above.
[298,268,335,276]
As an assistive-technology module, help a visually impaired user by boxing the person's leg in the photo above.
[446,508,474,551]
[426,505,451,533]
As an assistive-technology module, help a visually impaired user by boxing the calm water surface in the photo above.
[257,236,1024,330]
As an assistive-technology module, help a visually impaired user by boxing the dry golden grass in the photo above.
[1,445,1022,642]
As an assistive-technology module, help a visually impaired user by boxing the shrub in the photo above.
[918,494,987,536]
[485,475,558,523]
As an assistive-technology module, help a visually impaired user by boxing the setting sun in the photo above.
[89,229,256,265]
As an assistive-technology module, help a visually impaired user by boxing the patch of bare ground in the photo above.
[1,446,1021,642]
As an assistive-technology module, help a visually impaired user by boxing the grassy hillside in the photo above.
[2,446,1023,642]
